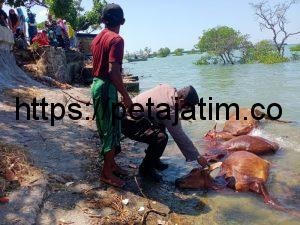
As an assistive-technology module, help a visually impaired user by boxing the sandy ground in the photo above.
[0,83,211,225]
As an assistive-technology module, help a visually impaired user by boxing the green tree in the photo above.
[37,21,45,29]
[158,47,170,57]
[195,26,249,64]
[243,40,289,64]
[46,0,107,31]
[174,48,184,56]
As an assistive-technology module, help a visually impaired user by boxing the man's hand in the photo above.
[197,156,208,168]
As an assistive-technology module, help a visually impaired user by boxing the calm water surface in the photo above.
[124,55,300,224]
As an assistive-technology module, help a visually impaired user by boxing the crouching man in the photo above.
[122,84,208,182]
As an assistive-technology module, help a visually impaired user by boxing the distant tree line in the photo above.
[157,47,171,57]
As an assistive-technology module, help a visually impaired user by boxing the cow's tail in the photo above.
[259,183,300,217]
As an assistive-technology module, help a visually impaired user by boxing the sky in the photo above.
[3,0,300,52]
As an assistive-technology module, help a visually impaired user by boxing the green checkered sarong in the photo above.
[91,78,121,160]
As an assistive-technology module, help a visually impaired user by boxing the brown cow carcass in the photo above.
[204,135,279,162]
[175,151,283,209]
[204,108,264,141]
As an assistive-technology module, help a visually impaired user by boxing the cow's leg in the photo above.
[250,182,286,211]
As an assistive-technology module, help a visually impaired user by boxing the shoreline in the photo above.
[0,85,208,225]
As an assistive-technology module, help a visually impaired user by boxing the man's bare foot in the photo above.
[100,173,125,188]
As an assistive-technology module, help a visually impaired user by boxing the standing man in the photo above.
[91,4,132,187]
[0,1,8,28]
[26,9,37,44]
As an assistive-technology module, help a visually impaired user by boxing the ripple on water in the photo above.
[124,55,300,224]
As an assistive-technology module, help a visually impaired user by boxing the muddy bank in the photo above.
[0,84,217,225]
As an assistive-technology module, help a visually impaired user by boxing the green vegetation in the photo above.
[290,44,300,52]
[173,48,184,56]
[37,21,45,30]
[195,26,290,66]
[47,0,107,31]
[195,26,249,64]
[195,55,218,65]
[158,47,171,58]
[290,44,300,61]
[6,0,107,32]
[243,40,288,64]
[187,49,199,55]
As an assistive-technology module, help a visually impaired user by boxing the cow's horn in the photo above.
[213,123,217,131]
[209,162,222,172]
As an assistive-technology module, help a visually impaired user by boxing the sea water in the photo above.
[124,54,300,225]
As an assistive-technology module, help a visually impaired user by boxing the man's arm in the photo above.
[109,62,132,108]
[108,37,132,108]
[164,119,208,167]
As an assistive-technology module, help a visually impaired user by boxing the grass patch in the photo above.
[0,141,40,197]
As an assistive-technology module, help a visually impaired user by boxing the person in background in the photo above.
[0,1,8,27]
[16,8,26,36]
[32,30,49,47]
[8,9,19,33]
[48,13,53,26]
[66,22,75,48]
[59,19,70,49]
[14,27,27,49]
[61,19,68,31]
[91,3,132,187]
[26,9,37,44]
[78,40,83,53]
[45,21,57,47]
[53,20,64,48]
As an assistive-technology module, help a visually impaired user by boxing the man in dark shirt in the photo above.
[91,4,132,187]
[0,1,8,27]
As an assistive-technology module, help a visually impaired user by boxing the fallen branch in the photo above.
[142,209,167,225]
[61,91,92,105]
[77,204,102,218]
[134,177,167,225]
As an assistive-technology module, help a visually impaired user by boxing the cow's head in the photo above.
[204,124,218,141]
[204,124,234,141]
[175,168,213,189]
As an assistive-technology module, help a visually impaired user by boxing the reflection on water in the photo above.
[124,55,300,224]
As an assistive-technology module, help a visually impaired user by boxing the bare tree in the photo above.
[251,0,300,56]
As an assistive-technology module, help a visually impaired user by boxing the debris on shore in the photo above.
[0,141,41,203]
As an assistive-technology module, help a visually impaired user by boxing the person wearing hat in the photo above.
[26,9,37,44]
[122,84,209,182]
[91,4,132,187]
